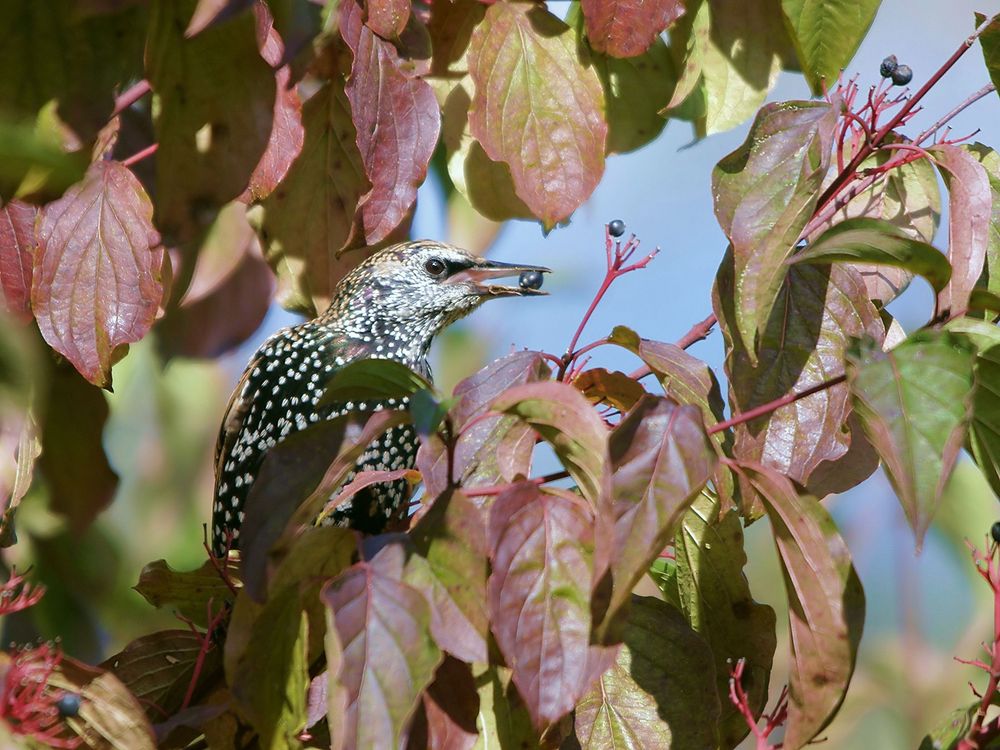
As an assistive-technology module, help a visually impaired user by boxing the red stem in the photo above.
[709,374,847,435]
[112,79,151,116]
[121,143,158,168]
[463,470,570,497]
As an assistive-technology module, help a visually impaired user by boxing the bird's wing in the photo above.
[214,349,266,483]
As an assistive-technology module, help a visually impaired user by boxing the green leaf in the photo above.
[846,331,977,546]
[674,491,777,747]
[409,388,450,438]
[572,367,647,412]
[780,0,881,95]
[147,0,275,244]
[969,343,1000,498]
[468,2,607,230]
[317,358,432,408]
[977,12,1000,103]
[573,596,719,749]
[744,463,865,750]
[471,663,539,749]
[0,115,88,203]
[491,381,610,506]
[918,703,981,750]
[793,217,953,294]
[134,558,239,628]
[712,99,836,359]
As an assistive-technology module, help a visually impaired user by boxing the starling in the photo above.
[211,240,548,556]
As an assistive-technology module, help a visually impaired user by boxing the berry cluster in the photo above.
[880,55,913,86]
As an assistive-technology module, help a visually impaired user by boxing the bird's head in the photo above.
[323,241,549,354]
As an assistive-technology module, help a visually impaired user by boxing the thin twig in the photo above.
[121,143,158,168]
[709,374,847,434]
[112,79,151,116]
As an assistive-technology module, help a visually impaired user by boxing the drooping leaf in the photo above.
[406,490,489,664]
[662,0,710,113]
[572,367,647,412]
[468,2,607,230]
[930,143,991,315]
[0,408,39,547]
[0,200,36,322]
[846,331,976,546]
[712,100,836,358]
[579,0,684,58]
[743,464,865,750]
[341,0,440,243]
[317,358,432,407]
[147,0,275,243]
[574,596,719,749]
[780,0,881,94]
[605,396,715,624]
[719,261,883,506]
[256,81,371,315]
[32,160,163,388]
[491,380,610,506]
[969,343,1000,497]
[322,555,443,749]
[793,217,953,295]
[977,12,1000,101]
[674,490,777,747]
[487,483,614,729]
[134,558,239,628]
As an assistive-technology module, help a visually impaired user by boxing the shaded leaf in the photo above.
[743,464,865,750]
[341,0,440,243]
[574,596,719,749]
[572,367,646,412]
[322,557,443,749]
[0,200,36,322]
[256,81,371,315]
[712,100,836,358]
[471,663,539,749]
[468,2,607,229]
[185,0,255,37]
[0,115,89,203]
[147,0,275,243]
[134,558,238,628]
[491,380,609,506]
[419,656,479,750]
[846,331,976,546]
[805,410,881,498]
[674,491,777,747]
[33,161,163,388]
[0,408,40,547]
[579,0,683,58]
[978,12,1000,104]
[780,0,880,94]
[487,483,614,729]
[969,343,1000,498]
[606,396,715,624]
[366,0,410,39]
[318,358,432,407]
[930,143,991,314]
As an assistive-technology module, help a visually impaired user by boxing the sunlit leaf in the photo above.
[978,12,1000,102]
[0,200,36,322]
[322,552,443,749]
[147,0,275,243]
[743,463,865,750]
[579,0,683,58]
[341,0,440,243]
[780,0,880,94]
[965,144,1000,298]
[573,367,647,412]
[918,703,979,750]
[365,0,410,39]
[471,663,538,749]
[487,483,614,729]
[33,161,163,388]
[674,491,777,747]
[930,144,991,315]
[134,558,239,628]
[712,100,836,358]
[846,331,976,547]
[468,2,607,230]
[574,596,719,749]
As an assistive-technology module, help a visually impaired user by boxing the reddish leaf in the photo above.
[742,464,865,750]
[185,0,255,37]
[322,558,443,749]
[712,100,836,359]
[427,0,485,77]
[0,200,36,322]
[491,380,609,507]
[341,0,440,244]
[258,82,372,315]
[487,483,615,729]
[931,143,992,315]
[580,0,683,58]
[406,490,489,663]
[605,396,715,623]
[468,2,607,229]
[419,657,479,750]
[33,161,163,387]
[366,0,410,39]
[573,367,646,411]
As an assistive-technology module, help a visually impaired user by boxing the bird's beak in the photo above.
[449,258,551,297]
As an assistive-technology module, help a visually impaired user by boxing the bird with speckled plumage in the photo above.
[211,240,548,557]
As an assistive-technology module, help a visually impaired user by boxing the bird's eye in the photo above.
[424,258,447,278]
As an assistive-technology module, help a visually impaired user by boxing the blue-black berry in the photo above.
[519,270,544,291]
[608,219,626,238]
[991,521,1000,544]
[880,55,898,78]
[891,64,912,86]
[57,693,81,717]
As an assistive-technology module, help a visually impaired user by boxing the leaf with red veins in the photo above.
[487,483,616,729]
[365,0,410,39]
[340,0,440,244]
[580,0,684,58]
[0,201,37,322]
[33,161,163,388]
[930,144,991,315]
[468,2,607,230]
